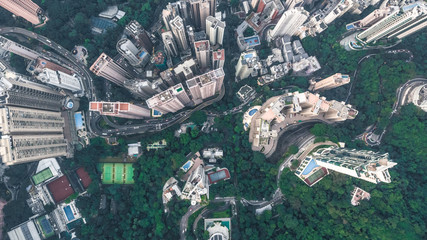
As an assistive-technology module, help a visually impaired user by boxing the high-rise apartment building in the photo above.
[205,16,226,46]
[89,53,132,87]
[123,79,162,99]
[0,134,67,166]
[89,102,151,119]
[174,58,198,82]
[0,0,48,27]
[0,36,39,60]
[160,69,178,87]
[170,16,189,51]
[284,0,304,10]
[312,147,397,184]
[162,31,179,57]
[194,40,211,69]
[212,49,225,69]
[186,68,224,103]
[269,7,309,38]
[0,71,64,111]
[189,0,211,30]
[235,50,260,80]
[124,20,153,51]
[257,0,285,20]
[37,68,83,93]
[0,106,64,135]
[357,3,427,44]
[116,38,150,67]
[162,2,181,31]
[309,73,350,92]
[146,83,192,113]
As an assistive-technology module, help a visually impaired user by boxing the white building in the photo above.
[37,68,82,92]
[269,7,309,39]
[205,16,226,46]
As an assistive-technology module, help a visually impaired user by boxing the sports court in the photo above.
[100,163,134,184]
[32,168,53,185]
[36,216,54,238]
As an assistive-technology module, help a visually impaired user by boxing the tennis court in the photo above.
[37,216,54,238]
[125,164,134,184]
[102,163,114,184]
[32,168,53,185]
[100,163,134,184]
[114,164,124,184]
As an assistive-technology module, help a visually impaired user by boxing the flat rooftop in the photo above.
[47,175,74,203]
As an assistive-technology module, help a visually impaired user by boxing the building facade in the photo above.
[116,38,150,67]
[170,16,189,51]
[309,73,350,92]
[194,40,211,69]
[0,0,48,26]
[89,102,151,119]
[269,7,309,38]
[205,16,226,46]
[162,31,179,57]
[89,53,132,87]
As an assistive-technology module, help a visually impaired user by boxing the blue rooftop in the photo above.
[74,112,83,130]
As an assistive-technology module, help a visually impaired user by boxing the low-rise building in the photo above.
[236,85,255,102]
[202,148,223,163]
[351,187,371,206]
[128,142,142,158]
[204,218,231,240]
[309,73,350,92]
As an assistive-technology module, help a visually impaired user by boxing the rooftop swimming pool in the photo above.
[74,112,83,130]
[302,159,319,176]
[63,205,75,221]
[248,109,258,116]
[181,160,193,172]
[244,36,260,47]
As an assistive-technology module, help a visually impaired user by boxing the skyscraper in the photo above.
[357,3,427,44]
[235,50,260,80]
[0,71,64,111]
[269,7,309,38]
[89,53,133,87]
[124,20,154,51]
[311,147,397,184]
[189,0,211,30]
[162,31,179,57]
[186,68,224,103]
[194,40,211,69]
[146,83,192,113]
[162,2,180,31]
[0,0,48,27]
[160,69,178,87]
[205,16,226,46]
[212,49,225,69]
[89,102,151,119]
[309,73,350,92]
[123,79,162,99]
[170,16,189,51]
[116,38,150,67]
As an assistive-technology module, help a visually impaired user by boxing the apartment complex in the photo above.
[235,50,260,80]
[309,73,350,92]
[205,16,226,46]
[212,49,225,69]
[186,68,224,103]
[123,79,162,99]
[357,2,427,43]
[194,40,211,69]
[116,38,150,67]
[146,83,192,113]
[170,16,189,51]
[189,0,214,30]
[269,7,309,38]
[296,146,397,185]
[124,20,153,51]
[162,31,179,57]
[256,0,285,20]
[37,68,82,92]
[181,165,209,205]
[174,58,198,81]
[89,102,151,119]
[0,71,64,111]
[89,53,132,87]
[0,0,48,26]
[248,91,358,151]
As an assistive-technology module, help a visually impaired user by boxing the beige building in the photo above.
[89,53,132,87]
[170,16,189,51]
[269,7,309,38]
[235,50,260,80]
[189,0,212,30]
[146,83,191,113]
[0,106,64,135]
[194,40,211,69]
[205,16,226,46]
[0,134,67,166]
[0,36,39,60]
[309,73,350,92]
[0,0,48,26]
[186,68,224,103]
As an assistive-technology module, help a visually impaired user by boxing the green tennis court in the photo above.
[32,168,54,185]
[100,163,134,184]
[114,164,124,184]
[125,164,134,184]
[102,163,114,184]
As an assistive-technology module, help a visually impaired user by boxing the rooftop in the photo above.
[47,175,74,203]
[76,167,92,189]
